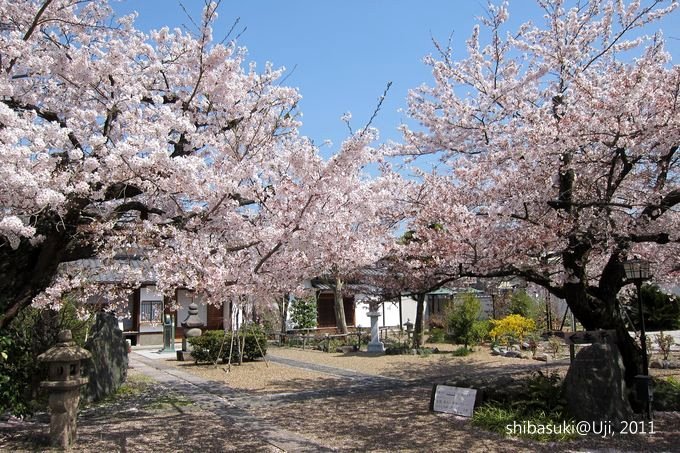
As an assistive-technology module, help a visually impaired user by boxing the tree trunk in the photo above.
[0,204,90,330]
[412,293,425,349]
[334,276,348,334]
[279,294,290,336]
[223,300,233,331]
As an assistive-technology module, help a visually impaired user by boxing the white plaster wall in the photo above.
[355,297,418,329]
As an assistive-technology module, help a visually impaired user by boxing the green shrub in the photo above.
[427,327,446,343]
[472,405,520,434]
[653,376,680,411]
[0,299,95,416]
[625,284,680,331]
[473,405,576,441]
[515,371,565,415]
[472,371,574,441]
[187,331,224,363]
[446,292,483,348]
[508,291,539,319]
[471,320,491,343]
[290,295,317,330]
[188,325,267,364]
[325,338,342,353]
[452,346,471,357]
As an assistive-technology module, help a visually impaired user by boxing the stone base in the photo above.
[176,350,194,361]
[48,389,80,449]
[367,341,385,353]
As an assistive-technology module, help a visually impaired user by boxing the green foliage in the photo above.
[0,299,95,416]
[188,325,267,364]
[626,284,680,331]
[653,376,680,411]
[654,331,675,361]
[452,346,472,357]
[516,371,565,415]
[324,337,343,353]
[427,327,446,343]
[472,405,576,441]
[508,291,538,319]
[490,314,536,345]
[290,295,317,330]
[472,371,573,441]
[471,320,491,342]
[446,292,483,348]
[472,405,520,434]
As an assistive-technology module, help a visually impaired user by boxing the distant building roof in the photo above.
[57,258,156,284]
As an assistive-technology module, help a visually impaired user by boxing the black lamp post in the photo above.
[622,258,652,419]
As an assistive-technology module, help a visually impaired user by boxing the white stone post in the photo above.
[367,311,385,353]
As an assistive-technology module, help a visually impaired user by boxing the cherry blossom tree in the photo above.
[282,131,401,333]
[399,0,679,397]
[0,0,392,329]
[148,127,401,333]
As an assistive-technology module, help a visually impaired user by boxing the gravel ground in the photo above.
[168,358,349,393]
[2,343,679,452]
[163,343,572,392]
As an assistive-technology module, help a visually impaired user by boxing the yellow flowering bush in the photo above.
[490,314,536,345]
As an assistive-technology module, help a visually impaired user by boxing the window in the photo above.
[140,300,163,323]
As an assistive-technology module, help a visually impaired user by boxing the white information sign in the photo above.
[430,385,477,417]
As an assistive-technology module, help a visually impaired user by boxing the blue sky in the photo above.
[113,1,679,156]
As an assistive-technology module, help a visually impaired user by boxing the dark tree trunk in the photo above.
[558,227,643,410]
[0,207,90,330]
[412,293,425,349]
[334,277,348,334]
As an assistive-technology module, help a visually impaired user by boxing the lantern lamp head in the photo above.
[622,259,651,282]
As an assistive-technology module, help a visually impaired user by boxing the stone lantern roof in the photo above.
[38,330,92,364]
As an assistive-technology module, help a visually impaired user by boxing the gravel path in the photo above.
[2,344,679,452]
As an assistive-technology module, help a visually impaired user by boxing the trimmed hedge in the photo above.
[188,326,267,364]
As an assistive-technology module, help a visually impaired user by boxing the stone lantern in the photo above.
[404,319,414,343]
[38,329,91,449]
[177,302,204,361]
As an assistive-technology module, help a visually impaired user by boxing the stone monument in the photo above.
[563,342,632,424]
[84,311,128,402]
[367,311,385,353]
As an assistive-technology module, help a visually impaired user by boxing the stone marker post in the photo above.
[38,330,92,449]
[367,311,385,353]
[177,302,204,361]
